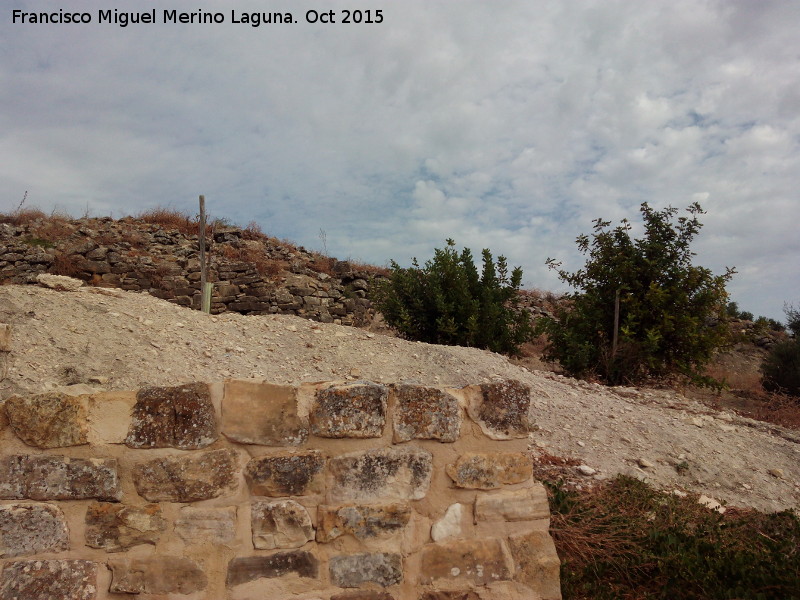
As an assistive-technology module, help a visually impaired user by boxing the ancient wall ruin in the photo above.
[0,378,561,600]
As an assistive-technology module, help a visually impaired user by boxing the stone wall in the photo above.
[0,218,379,326]
[0,378,561,600]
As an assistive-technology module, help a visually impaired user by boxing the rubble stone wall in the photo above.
[0,378,561,600]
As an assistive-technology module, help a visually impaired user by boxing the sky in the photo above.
[1,1,798,322]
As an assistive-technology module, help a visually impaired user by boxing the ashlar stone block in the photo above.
[392,384,461,443]
[469,379,535,440]
[329,552,402,588]
[0,455,121,501]
[125,382,217,449]
[4,392,88,448]
[175,506,237,545]
[508,530,562,600]
[0,559,98,600]
[475,485,550,522]
[446,452,532,490]
[226,551,319,587]
[0,503,70,558]
[252,499,314,549]
[420,538,512,586]
[133,448,239,502]
[311,382,388,438]
[331,592,396,600]
[84,502,166,552]
[244,450,325,497]
[222,380,308,446]
[316,503,411,542]
[108,556,208,594]
[329,446,432,502]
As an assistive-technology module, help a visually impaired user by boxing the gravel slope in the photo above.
[1,282,798,513]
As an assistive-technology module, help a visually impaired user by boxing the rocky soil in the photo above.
[1,280,798,514]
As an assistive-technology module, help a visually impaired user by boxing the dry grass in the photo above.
[0,208,48,226]
[52,252,81,278]
[138,207,199,236]
[219,244,287,277]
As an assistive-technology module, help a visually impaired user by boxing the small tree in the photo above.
[538,202,733,385]
[761,302,800,397]
[373,239,533,354]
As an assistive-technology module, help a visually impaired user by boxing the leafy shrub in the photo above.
[550,475,800,599]
[373,239,533,354]
[538,203,733,385]
[761,303,800,397]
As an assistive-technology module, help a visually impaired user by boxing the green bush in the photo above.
[373,239,533,354]
[538,203,733,385]
[761,303,800,397]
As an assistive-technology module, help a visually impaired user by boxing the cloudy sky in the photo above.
[2,1,798,321]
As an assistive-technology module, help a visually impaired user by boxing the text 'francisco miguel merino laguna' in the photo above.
[11,9,385,27]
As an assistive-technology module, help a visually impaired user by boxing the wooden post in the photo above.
[612,288,620,357]
[198,195,211,314]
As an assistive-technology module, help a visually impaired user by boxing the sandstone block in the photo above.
[331,592,396,600]
[226,551,319,587]
[175,506,237,545]
[469,380,535,440]
[35,273,84,291]
[316,503,411,542]
[475,485,550,522]
[508,530,562,600]
[252,499,314,549]
[244,450,325,497]
[0,323,11,351]
[419,592,481,600]
[392,384,461,443]
[0,559,97,600]
[329,553,402,588]
[311,382,388,438]
[125,382,217,449]
[430,503,463,542]
[329,446,432,502]
[133,448,239,502]
[4,393,88,448]
[0,455,121,501]
[0,503,69,558]
[84,502,166,552]
[446,452,532,490]
[420,538,512,585]
[109,556,208,594]
[222,380,308,446]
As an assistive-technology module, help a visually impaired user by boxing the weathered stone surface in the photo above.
[331,592,396,600]
[392,384,461,443]
[419,591,481,600]
[311,382,388,438]
[470,380,535,440]
[244,450,325,497]
[175,506,237,545]
[317,503,411,542]
[4,393,88,448]
[431,503,463,542]
[125,382,217,449]
[222,380,308,446]
[329,553,403,588]
[109,556,208,594]
[446,452,532,490]
[0,323,11,352]
[0,455,121,501]
[133,448,239,502]
[84,502,166,552]
[508,530,562,600]
[226,551,319,586]
[475,485,550,522]
[252,499,314,549]
[36,273,84,291]
[420,538,512,585]
[329,446,432,502]
[0,503,69,557]
[0,559,97,600]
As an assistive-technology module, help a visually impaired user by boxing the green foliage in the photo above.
[761,302,800,397]
[551,476,800,599]
[373,239,533,354]
[538,203,733,385]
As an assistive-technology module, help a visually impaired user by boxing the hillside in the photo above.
[0,279,798,515]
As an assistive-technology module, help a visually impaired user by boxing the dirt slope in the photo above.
[1,282,798,514]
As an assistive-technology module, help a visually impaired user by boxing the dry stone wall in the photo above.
[0,378,561,600]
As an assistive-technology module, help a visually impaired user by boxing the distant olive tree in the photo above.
[537,203,733,385]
